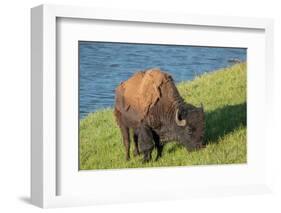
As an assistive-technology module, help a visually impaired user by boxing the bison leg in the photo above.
[133,129,140,156]
[138,125,154,163]
[114,108,131,161]
[152,131,163,161]
[156,143,163,161]
[121,126,131,161]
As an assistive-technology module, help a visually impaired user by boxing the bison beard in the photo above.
[114,68,205,162]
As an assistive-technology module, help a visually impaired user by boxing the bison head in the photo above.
[174,104,205,151]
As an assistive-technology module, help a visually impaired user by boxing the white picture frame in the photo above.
[31,4,274,208]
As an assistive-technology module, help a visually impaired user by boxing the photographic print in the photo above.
[79,41,247,170]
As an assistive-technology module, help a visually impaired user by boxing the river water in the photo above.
[79,42,246,119]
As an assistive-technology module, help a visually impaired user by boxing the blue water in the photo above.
[79,42,246,119]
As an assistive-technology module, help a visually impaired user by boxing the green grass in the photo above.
[80,63,247,170]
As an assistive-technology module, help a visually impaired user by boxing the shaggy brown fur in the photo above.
[114,68,205,162]
[115,68,171,120]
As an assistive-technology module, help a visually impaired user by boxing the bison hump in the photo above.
[119,68,171,119]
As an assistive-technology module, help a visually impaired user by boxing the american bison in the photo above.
[114,68,205,162]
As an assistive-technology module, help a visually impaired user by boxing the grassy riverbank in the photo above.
[80,63,247,170]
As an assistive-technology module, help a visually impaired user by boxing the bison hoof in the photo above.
[142,158,150,163]
[155,155,162,161]
[142,154,152,163]
[133,149,140,157]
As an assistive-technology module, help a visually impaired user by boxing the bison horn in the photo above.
[175,109,186,126]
